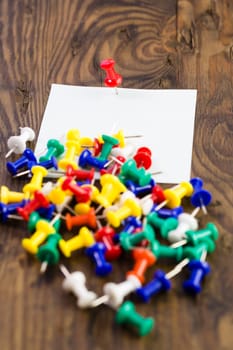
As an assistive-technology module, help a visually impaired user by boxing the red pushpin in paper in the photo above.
[100,58,122,94]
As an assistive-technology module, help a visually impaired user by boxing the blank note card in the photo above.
[35,84,197,184]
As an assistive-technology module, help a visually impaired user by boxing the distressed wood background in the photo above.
[0,1,232,349]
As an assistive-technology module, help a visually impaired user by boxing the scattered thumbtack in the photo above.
[38,232,62,274]
[6,127,35,158]
[115,300,155,336]
[133,147,152,170]
[154,181,194,211]
[100,58,122,95]
[91,274,141,309]
[136,258,189,303]
[59,264,98,308]
[182,253,211,294]
[190,177,212,215]
[165,210,199,244]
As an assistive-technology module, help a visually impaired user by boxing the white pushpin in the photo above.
[167,209,199,244]
[40,181,55,196]
[110,142,136,160]
[139,196,154,216]
[91,275,141,309]
[59,265,97,309]
[6,127,35,158]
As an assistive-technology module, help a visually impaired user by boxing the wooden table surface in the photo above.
[0,1,233,349]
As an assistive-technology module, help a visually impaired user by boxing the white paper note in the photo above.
[35,84,197,184]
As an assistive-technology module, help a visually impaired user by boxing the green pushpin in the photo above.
[115,300,155,336]
[28,212,41,232]
[151,240,183,261]
[120,159,151,186]
[183,238,215,260]
[185,223,219,246]
[119,223,156,251]
[118,174,127,185]
[147,212,178,239]
[37,232,62,273]
[28,212,61,233]
[98,134,119,161]
[39,139,65,162]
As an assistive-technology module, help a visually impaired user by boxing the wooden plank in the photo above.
[0,1,232,349]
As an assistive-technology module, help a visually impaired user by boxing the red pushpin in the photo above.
[133,147,152,170]
[100,58,122,94]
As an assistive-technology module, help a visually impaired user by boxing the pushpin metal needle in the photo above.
[200,249,207,262]
[5,148,15,158]
[91,295,110,308]
[40,261,48,274]
[191,207,200,217]
[165,258,190,280]
[50,213,61,226]
[59,264,70,278]
[13,169,32,178]
[7,214,24,220]
[170,239,188,249]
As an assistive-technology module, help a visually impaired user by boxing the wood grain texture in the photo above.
[0,1,232,350]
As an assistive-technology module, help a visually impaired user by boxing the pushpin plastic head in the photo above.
[39,139,65,162]
[100,58,122,88]
[0,186,25,204]
[190,177,212,208]
[6,148,37,176]
[115,300,154,336]
[163,181,193,208]
[23,165,48,194]
[133,147,152,170]
[37,233,62,266]
[136,269,171,303]
[106,198,142,228]
[85,242,112,276]
[183,260,211,294]
[6,127,35,157]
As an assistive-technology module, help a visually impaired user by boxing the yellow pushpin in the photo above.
[58,129,81,170]
[22,220,55,254]
[106,198,142,228]
[23,166,48,196]
[0,185,25,204]
[59,226,95,258]
[155,181,194,210]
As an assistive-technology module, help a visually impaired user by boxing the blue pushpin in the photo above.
[136,257,189,302]
[39,156,58,171]
[79,149,108,170]
[37,203,56,220]
[190,177,212,214]
[85,242,112,276]
[183,259,211,294]
[122,216,142,233]
[156,206,183,219]
[14,156,58,178]
[0,200,27,222]
[113,216,142,243]
[136,269,171,302]
[6,148,37,176]
[125,179,155,197]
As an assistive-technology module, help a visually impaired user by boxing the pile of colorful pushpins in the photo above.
[0,59,218,337]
